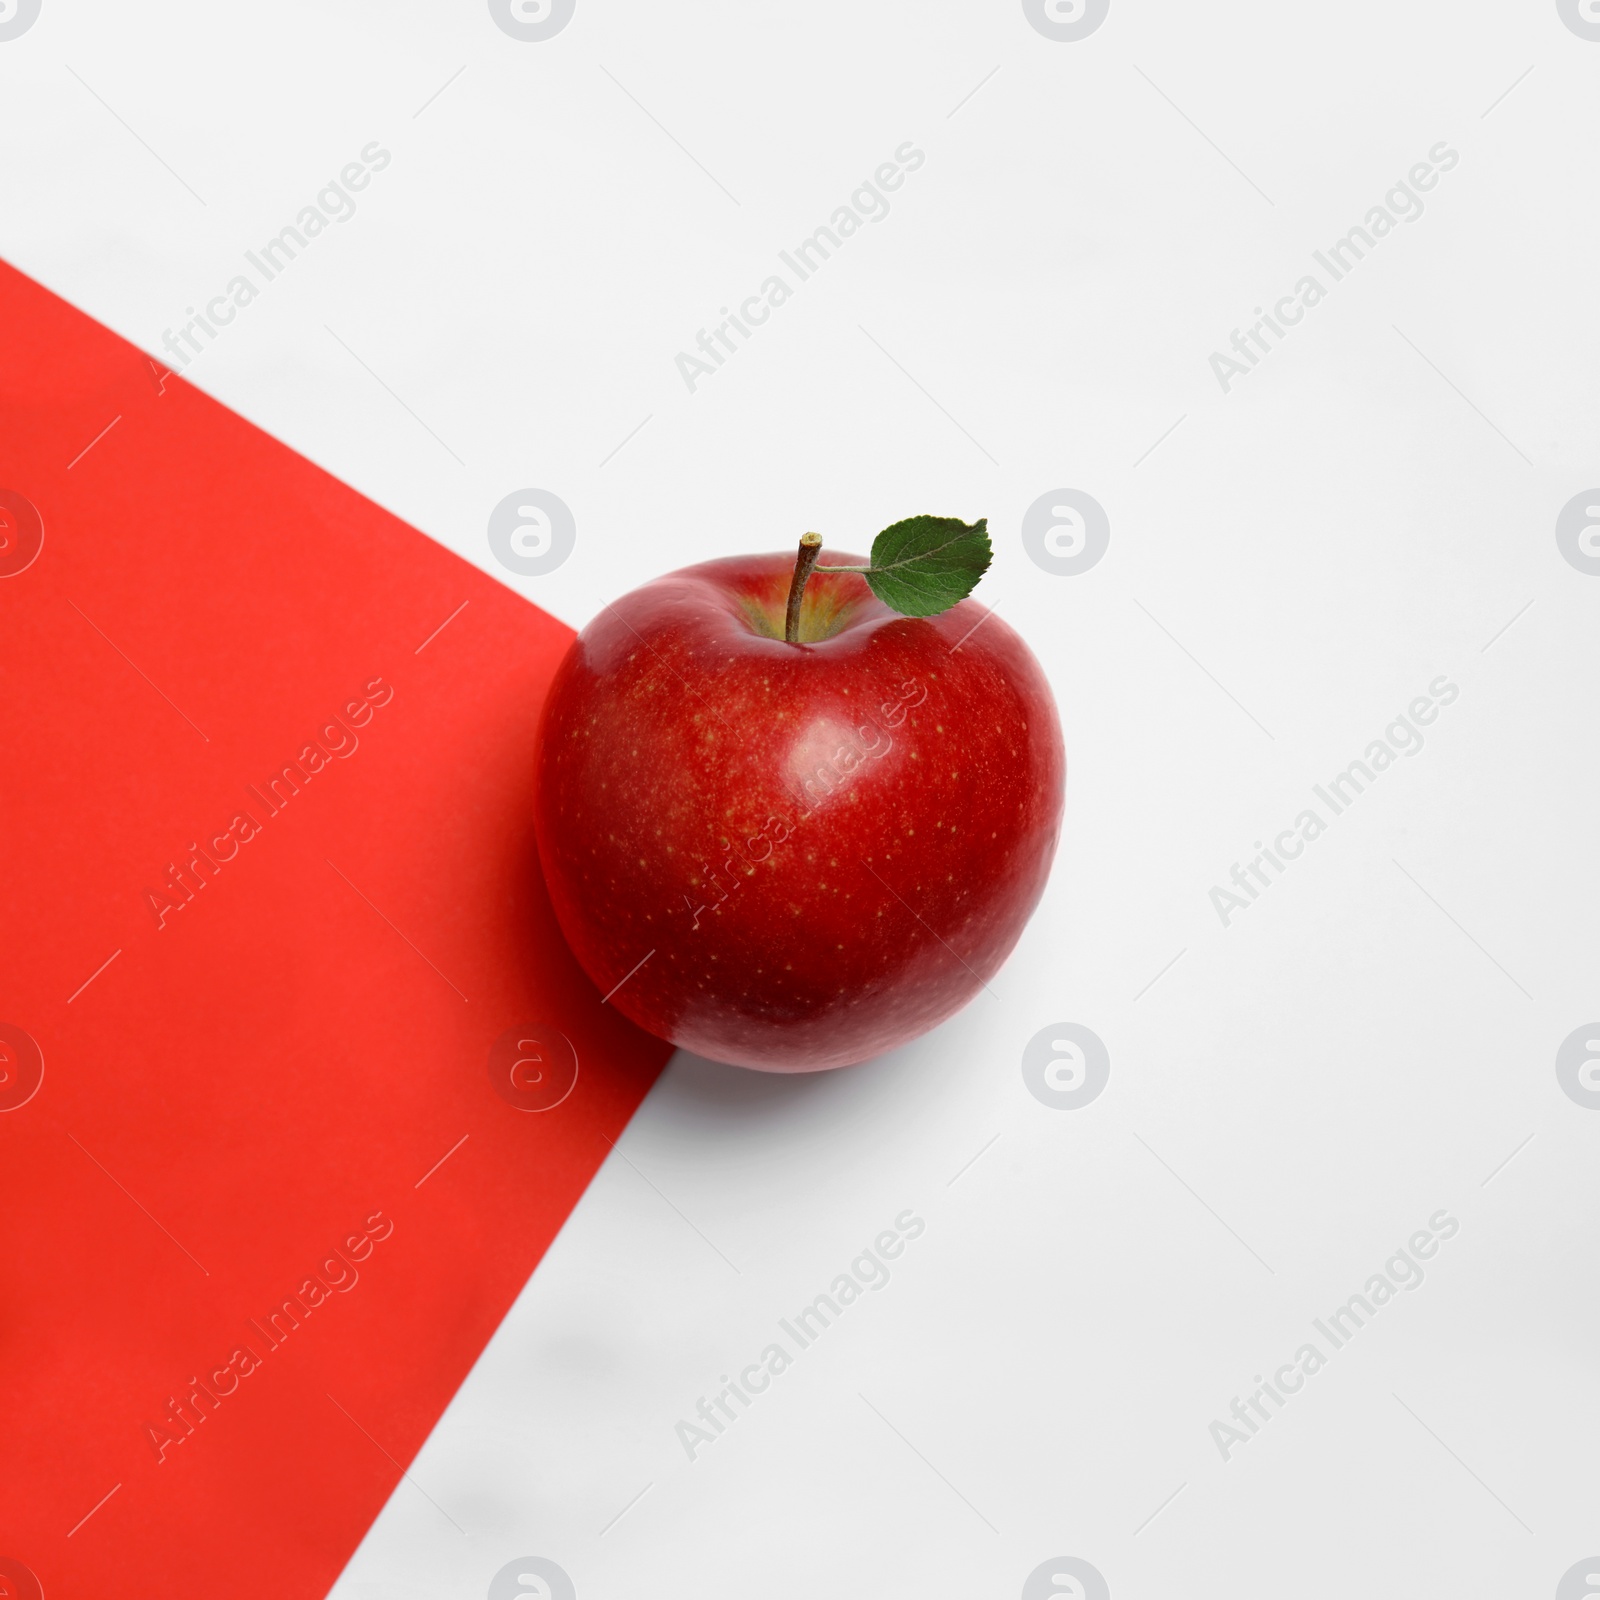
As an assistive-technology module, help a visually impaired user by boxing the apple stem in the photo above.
[784,532,824,644]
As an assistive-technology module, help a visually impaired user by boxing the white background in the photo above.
[4,2,1599,1595]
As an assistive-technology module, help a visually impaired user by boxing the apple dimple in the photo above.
[712,557,878,645]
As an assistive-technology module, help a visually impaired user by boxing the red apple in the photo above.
[533,543,1065,1071]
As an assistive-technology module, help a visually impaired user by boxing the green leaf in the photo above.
[857,514,992,618]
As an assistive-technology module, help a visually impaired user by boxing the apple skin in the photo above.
[533,550,1065,1072]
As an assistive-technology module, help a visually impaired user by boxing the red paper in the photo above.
[0,259,671,1596]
